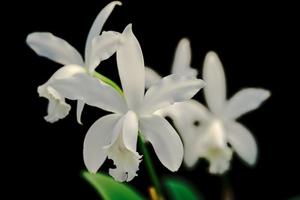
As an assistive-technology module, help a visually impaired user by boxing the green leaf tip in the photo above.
[164,177,204,200]
[82,171,144,200]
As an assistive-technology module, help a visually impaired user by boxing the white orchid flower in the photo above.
[50,24,205,181]
[145,38,198,88]
[26,1,122,123]
[153,51,270,174]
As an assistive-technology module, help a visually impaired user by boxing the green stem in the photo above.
[221,174,234,200]
[93,71,123,95]
[138,134,163,197]
[93,71,163,198]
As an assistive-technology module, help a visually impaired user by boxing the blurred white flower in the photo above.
[26,1,122,123]
[147,50,270,174]
[145,38,197,87]
[51,25,205,181]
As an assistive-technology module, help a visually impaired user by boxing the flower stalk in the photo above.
[93,71,123,95]
[138,134,163,198]
[221,175,234,200]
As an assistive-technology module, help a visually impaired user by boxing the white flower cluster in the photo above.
[27,1,270,181]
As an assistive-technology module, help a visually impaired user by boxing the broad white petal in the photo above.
[224,88,271,120]
[117,24,145,111]
[122,111,139,152]
[76,100,85,124]
[139,115,183,171]
[142,74,205,115]
[46,64,86,80]
[26,32,84,66]
[145,67,161,88]
[87,31,122,73]
[225,121,258,165]
[38,85,71,123]
[203,51,226,114]
[84,114,121,173]
[85,1,122,60]
[50,65,127,114]
[171,38,197,77]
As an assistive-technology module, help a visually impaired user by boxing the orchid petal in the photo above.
[171,38,197,77]
[38,85,71,123]
[224,88,271,119]
[106,113,141,182]
[50,65,127,114]
[142,74,205,115]
[203,51,226,114]
[194,121,233,174]
[184,139,200,168]
[205,145,232,174]
[139,115,183,171]
[122,111,139,152]
[157,100,211,125]
[156,99,212,167]
[145,67,161,88]
[37,65,85,123]
[117,24,145,110]
[225,121,258,165]
[26,32,84,66]
[87,31,122,73]
[83,114,121,173]
[107,133,142,182]
[203,120,227,149]
[76,100,85,125]
[85,1,122,60]
[156,100,211,167]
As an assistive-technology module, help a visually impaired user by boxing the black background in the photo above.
[4,0,300,199]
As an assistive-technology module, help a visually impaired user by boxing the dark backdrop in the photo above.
[4,0,299,199]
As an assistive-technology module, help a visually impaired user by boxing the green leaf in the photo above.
[288,196,300,200]
[82,171,145,200]
[164,177,204,200]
